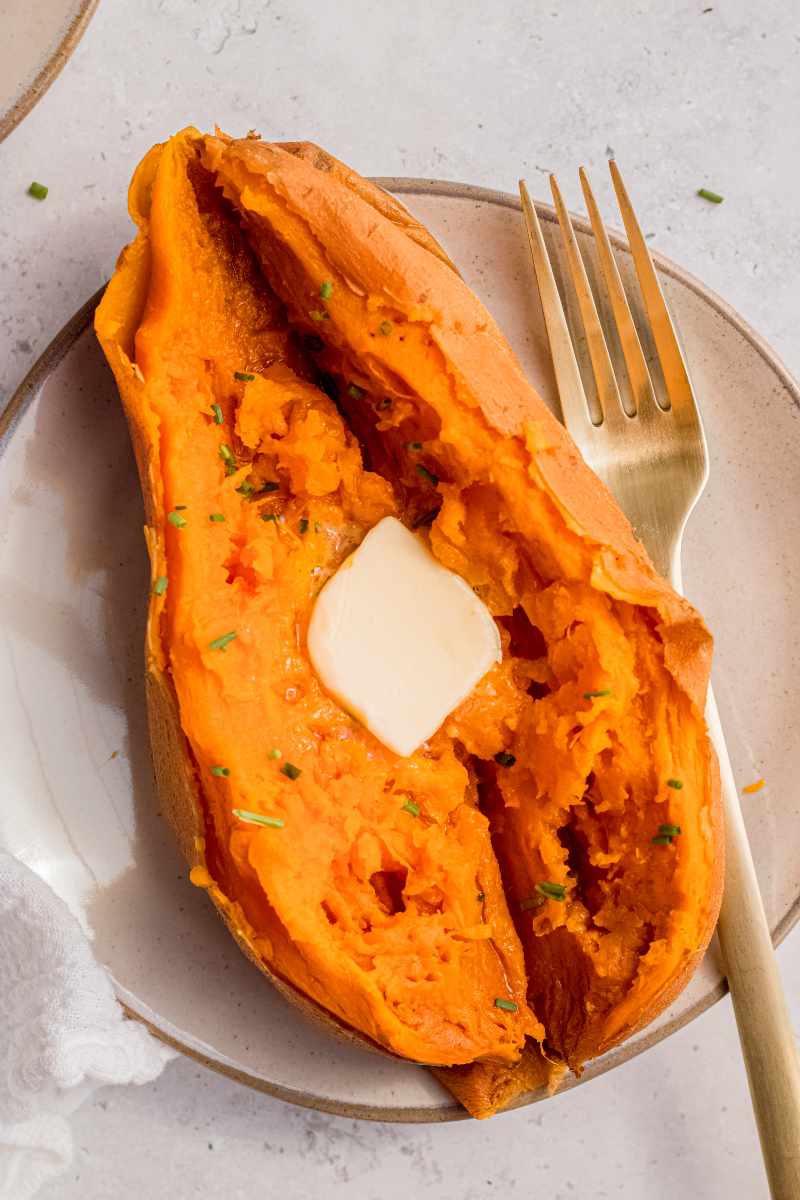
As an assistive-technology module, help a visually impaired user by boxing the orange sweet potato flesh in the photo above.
[95,127,722,1116]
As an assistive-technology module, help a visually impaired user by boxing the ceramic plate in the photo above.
[0,0,98,143]
[1,182,798,1122]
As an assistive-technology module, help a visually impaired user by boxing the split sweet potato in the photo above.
[95,128,722,1116]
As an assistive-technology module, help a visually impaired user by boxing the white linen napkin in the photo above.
[0,853,175,1199]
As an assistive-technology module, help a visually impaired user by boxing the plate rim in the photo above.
[0,0,100,145]
[2,177,799,1123]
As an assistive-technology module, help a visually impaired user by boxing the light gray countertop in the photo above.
[2,2,798,1197]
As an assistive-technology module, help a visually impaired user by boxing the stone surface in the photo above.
[2,1,797,1197]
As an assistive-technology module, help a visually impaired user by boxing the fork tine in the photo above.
[548,173,625,430]
[578,167,657,419]
[518,180,594,446]
[608,161,696,413]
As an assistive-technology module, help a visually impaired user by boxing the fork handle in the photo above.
[708,688,800,1200]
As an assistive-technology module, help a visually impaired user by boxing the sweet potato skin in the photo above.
[96,128,723,1116]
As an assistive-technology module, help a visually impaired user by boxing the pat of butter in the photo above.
[307,516,501,757]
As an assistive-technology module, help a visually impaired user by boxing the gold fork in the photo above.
[519,166,800,1200]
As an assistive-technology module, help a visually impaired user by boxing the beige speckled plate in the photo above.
[0,0,98,143]
[1,182,798,1122]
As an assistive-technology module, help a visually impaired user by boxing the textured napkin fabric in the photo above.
[0,854,174,1199]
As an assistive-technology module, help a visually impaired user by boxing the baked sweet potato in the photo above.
[95,127,722,1116]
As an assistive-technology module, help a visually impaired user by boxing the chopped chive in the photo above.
[652,833,674,845]
[261,513,278,522]
[583,689,611,699]
[211,765,230,777]
[236,481,255,496]
[211,403,224,425]
[225,463,237,477]
[413,507,439,529]
[476,891,486,902]
[153,575,168,596]
[234,371,255,382]
[494,751,516,768]
[659,823,682,837]
[268,748,281,760]
[28,181,48,200]
[309,309,329,322]
[347,383,365,400]
[167,511,187,528]
[378,320,393,336]
[666,778,683,789]
[209,513,226,522]
[209,631,237,652]
[174,505,187,511]
[299,518,309,534]
[319,280,333,300]
[303,334,324,353]
[219,443,235,466]
[280,762,302,780]
[697,188,723,204]
[494,998,518,1013]
[260,481,280,493]
[520,894,546,911]
[233,809,284,829]
[415,463,439,487]
[535,881,567,902]
[406,441,423,452]
[401,800,420,817]
[314,521,322,533]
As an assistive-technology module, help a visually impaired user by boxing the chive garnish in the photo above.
[211,403,223,424]
[583,689,611,699]
[233,809,284,829]
[209,631,237,652]
[219,444,235,468]
[347,383,365,400]
[535,881,567,901]
[174,505,187,511]
[209,513,226,522]
[659,823,682,837]
[494,751,516,768]
[153,576,168,596]
[167,511,187,528]
[415,464,438,486]
[652,834,674,845]
[378,320,393,336]
[667,778,683,789]
[261,513,278,522]
[268,748,281,760]
[476,892,486,902]
[260,481,280,493]
[494,998,518,1013]
[236,481,255,496]
[319,280,333,300]
[401,800,420,817]
[211,765,230,777]
[281,762,302,780]
[697,188,723,204]
[234,371,255,382]
[28,181,48,201]
[299,518,309,534]
[406,441,423,452]
[309,309,329,322]
[413,507,439,529]
[520,895,546,911]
